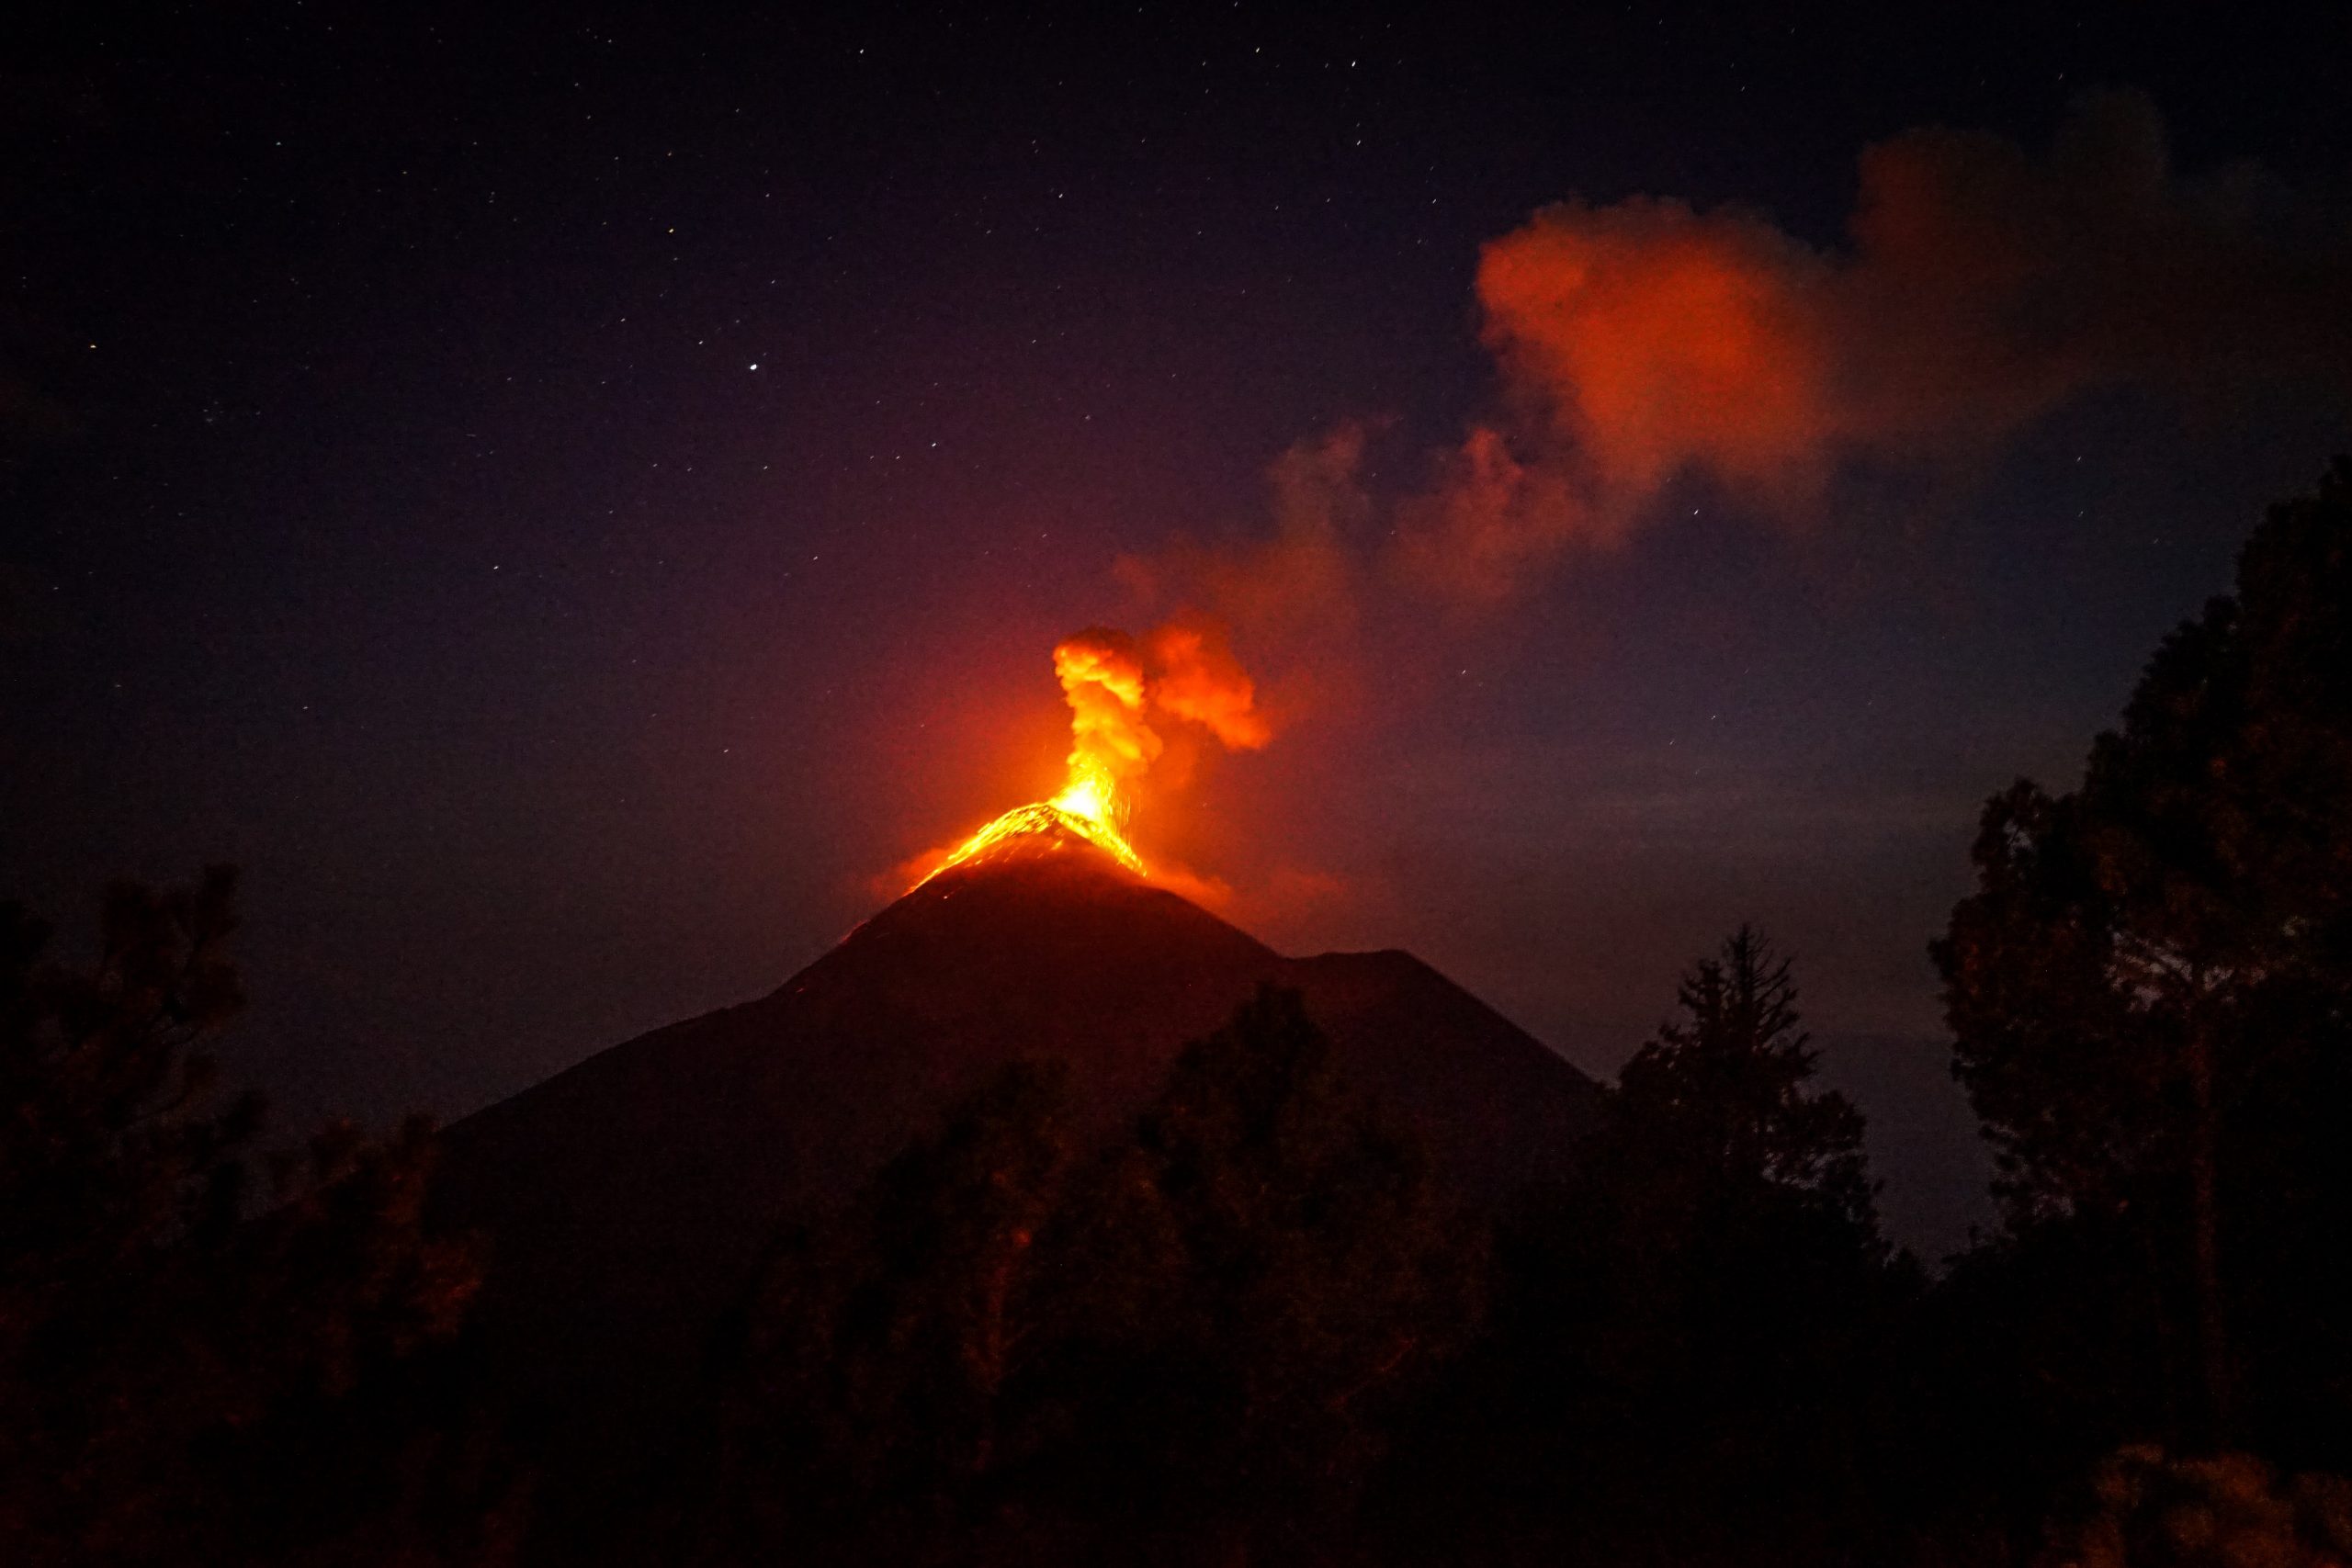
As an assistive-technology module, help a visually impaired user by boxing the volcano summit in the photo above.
[432,828,1598,1433]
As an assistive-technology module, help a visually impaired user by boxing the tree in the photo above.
[696,1059,1075,1563]
[1449,929,1894,1565]
[696,988,1470,1566]
[1611,925,1876,1231]
[1935,459,2352,1451]
[1010,986,1474,1561]
[2038,1446,2352,1568]
[0,869,503,1567]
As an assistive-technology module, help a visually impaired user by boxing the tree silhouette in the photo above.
[696,987,1468,1565]
[1613,925,1876,1230]
[698,1058,1074,1563]
[1010,985,1474,1562]
[0,869,505,1567]
[1447,928,1894,1565]
[1935,459,2352,1452]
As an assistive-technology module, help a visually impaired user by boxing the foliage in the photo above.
[1011,986,1476,1558]
[1611,924,1877,1232]
[0,869,512,1567]
[1393,928,1899,1566]
[700,1058,1075,1561]
[2040,1447,2352,1568]
[701,986,1472,1565]
[1935,458,2352,1450]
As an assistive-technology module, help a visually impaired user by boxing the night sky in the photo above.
[8,4,2350,1256]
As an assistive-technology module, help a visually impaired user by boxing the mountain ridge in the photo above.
[432,839,1600,1433]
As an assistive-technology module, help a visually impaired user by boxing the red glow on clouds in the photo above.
[1476,198,1833,501]
[904,91,2352,900]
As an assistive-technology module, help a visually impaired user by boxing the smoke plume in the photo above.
[1049,622,1271,814]
[957,91,2352,906]
[1150,91,2352,618]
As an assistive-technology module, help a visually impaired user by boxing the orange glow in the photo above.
[1475,197,1832,498]
[916,623,1269,888]
[922,798,1146,883]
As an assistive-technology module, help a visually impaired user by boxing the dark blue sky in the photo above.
[6,3,2348,1255]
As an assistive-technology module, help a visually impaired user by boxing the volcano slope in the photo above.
[432,827,1598,1433]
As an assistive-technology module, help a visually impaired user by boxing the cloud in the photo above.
[1476,197,1836,500]
[1145,620,1272,751]
[1144,92,2352,623]
[1396,90,2352,599]
[1116,423,1370,654]
[1072,90,2352,908]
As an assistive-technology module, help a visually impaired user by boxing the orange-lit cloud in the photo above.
[1476,197,1834,501]
[1141,91,2352,619]
[970,92,2352,905]
[1042,620,1269,821]
[1400,90,2352,599]
[1051,628,1162,807]
[1145,620,1272,752]
[1116,423,1369,661]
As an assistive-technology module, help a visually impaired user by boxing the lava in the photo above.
[916,624,1266,887]
[924,799,1146,882]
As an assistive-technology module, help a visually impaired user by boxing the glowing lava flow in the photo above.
[914,625,1266,890]
[922,795,1145,884]
[916,634,1159,886]
[919,753,1146,883]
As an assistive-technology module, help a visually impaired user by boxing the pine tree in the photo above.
[1613,925,1876,1231]
[1464,930,1894,1564]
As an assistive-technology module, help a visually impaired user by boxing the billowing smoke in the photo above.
[1051,630,1160,807]
[968,90,2352,910]
[1048,621,1270,825]
[1143,622,1272,751]
[901,619,1271,891]
[1153,91,2352,616]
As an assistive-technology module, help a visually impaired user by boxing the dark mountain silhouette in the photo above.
[432,825,1598,1436]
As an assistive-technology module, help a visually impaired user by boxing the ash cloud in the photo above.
[1052,620,1272,798]
[1150,91,2352,621]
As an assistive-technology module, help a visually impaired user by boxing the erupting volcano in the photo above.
[424,613,1611,1471]
[919,622,1271,886]
[429,621,1600,1453]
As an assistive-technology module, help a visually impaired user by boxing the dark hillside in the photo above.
[433,831,1598,1435]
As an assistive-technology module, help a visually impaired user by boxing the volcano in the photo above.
[432,826,1598,1432]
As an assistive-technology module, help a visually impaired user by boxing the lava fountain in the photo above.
[918,625,1268,886]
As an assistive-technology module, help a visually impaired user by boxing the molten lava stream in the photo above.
[918,624,1267,889]
[921,794,1144,887]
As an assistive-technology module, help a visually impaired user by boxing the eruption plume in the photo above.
[1046,631,1159,832]
[1128,91,2352,622]
[911,96,2352,901]
[918,622,1269,886]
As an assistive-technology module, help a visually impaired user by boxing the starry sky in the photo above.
[7,3,2350,1255]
